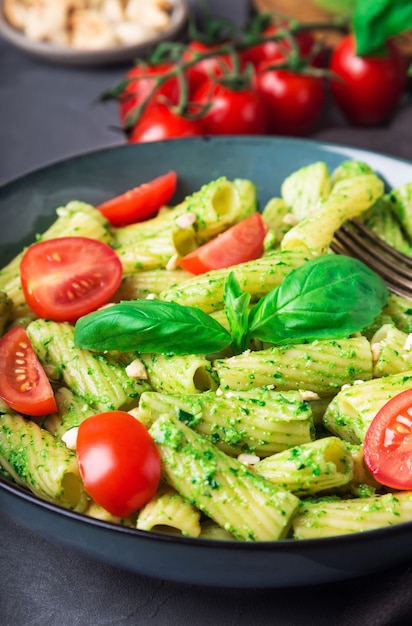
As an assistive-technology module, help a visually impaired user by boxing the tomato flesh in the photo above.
[20,237,123,323]
[76,411,161,517]
[364,389,412,490]
[0,326,57,417]
[97,171,177,226]
[179,213,267,274]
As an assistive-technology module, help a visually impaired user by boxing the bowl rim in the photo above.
[2,135,412,586]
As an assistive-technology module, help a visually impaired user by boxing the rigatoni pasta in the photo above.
[0,411,87,511]
[2,160,412,544]
[149,413,300,541]
[26,319,149,412]
[214,337,373,396]
[137,387,314,456]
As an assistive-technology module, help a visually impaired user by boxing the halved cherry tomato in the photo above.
[20,237,123,323]
[0,326,57,417]
[76,410,161,517]
[364,389,412,490]
[97,171,177,226]
[178,213,267,274]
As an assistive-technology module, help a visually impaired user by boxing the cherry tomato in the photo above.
[129,102,204,143]
[182,41,236,94]
[118,62,180,125]
[329,34,407,126]
[241,24,318,69]
[97,171,177,227]
[20,237,123,323]
[76,410,161,517]
[178,213,267,274]
[192,79,269,135]
[364,389,412,490]
[0,326,57,417]
[256,64,326,135]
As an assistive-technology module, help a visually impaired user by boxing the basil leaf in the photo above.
[248,255,389,345]
[353,0,412,55]
[224,272,251,354]
[74,300,232,355]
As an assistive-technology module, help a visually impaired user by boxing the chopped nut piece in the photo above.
[62,427,79,451]
[126,358,148,379]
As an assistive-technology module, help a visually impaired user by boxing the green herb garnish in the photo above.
[74,256,389,355]
[74,299,232,354]
[246,254,389,345]
[352,0,412,56]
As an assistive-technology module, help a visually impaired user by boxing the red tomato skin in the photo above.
[0,326,57,417]
[193,81,269,135]
[179,213,267,274]
[20,237,123,323]
[118,63,180,125]
[182,41,236,94]
[329,34,407,126]
[76,411,161,517]
[97,171,177,226]
[241,25,318,69]
[129,103,204,143]
[255,65,326,136]
[364,389,412,490]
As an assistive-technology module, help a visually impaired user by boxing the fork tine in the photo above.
[350,220,412,269]
[331,219,412,300]
[333,225,412,279]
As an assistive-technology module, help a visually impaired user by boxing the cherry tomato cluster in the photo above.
[107,13,409,141]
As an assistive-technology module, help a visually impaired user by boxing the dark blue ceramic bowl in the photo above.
[1,136,412,588]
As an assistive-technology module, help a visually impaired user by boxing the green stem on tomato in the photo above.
[187,0,237,45]
[122,44,237,130]
[107,14,348,131]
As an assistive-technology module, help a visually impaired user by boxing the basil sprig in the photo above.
[74,299,232,354]
[223,272,251,354]
[74,256,388,356]
[245,255,388,346]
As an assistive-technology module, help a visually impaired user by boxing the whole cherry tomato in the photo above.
[192,78,269,135]
[241,24,319,69]
[118,61,180,125]
[329,34,407,126]
[256,63,326,135]
[76,410,161,517]
[182,41,237,94]
[128,102,204,143]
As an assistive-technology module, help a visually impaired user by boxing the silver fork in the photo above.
[330,219,412,300]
